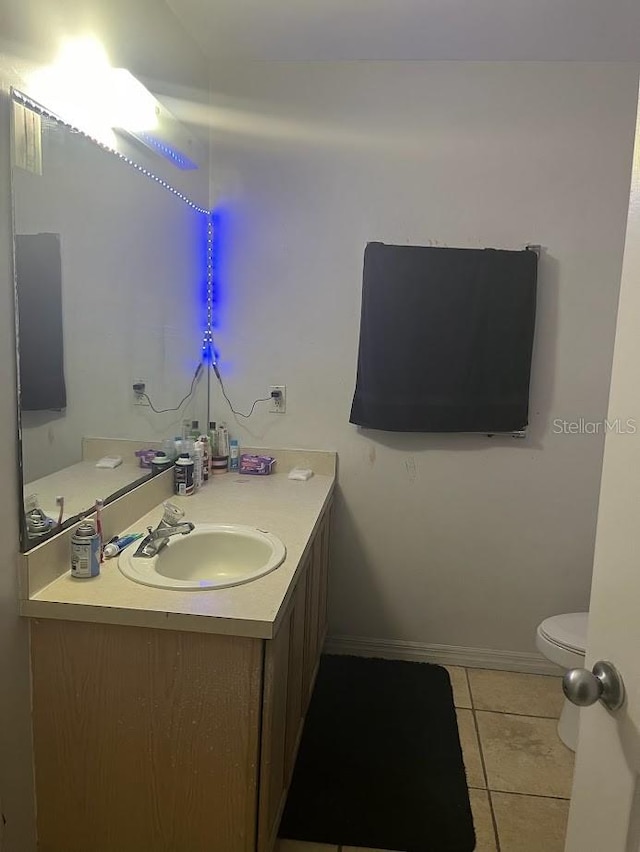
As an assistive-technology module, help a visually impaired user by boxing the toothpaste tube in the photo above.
[103,533,144,559]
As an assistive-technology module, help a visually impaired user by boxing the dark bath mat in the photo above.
[279,654,476,852]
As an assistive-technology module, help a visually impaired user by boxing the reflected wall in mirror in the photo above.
[13,95,210,550]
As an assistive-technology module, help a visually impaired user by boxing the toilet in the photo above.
[535,612,589,751]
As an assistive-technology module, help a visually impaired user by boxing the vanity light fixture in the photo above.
[25,36,198,171]
[26,37,157,147]
[114,93,200,172]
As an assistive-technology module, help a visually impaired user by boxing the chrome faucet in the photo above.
[133,502,195,558]
[149,521,195,540]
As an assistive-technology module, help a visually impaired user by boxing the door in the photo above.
[564,85,640,851]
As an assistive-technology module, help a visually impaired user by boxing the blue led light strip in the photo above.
[11,88,209,214]
[201,213,215,363]
[136,132,198,171]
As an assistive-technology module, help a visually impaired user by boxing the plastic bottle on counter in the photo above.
[193,439,204,490]
[162,438,177,461]
[217,423,229,458]
[208,421,217,455]
[198,435,210,481]
[229,438,239,472]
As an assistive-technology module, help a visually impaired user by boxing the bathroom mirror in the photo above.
[12,93,210,550]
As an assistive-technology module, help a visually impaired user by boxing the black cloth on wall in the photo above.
[349,243,537,433]
[16,233,67,411]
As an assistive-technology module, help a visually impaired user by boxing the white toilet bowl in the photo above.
[535,612,588,751]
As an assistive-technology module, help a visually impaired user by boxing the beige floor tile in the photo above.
[491,792,569,852]
[469,788,498,852]
[468,669,564,717]
[445,665,472,708]
[476,711,574,798]
[457,708,486,788]
[276,841,339,852]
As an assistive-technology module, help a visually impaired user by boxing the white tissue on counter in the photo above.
[288,468,313,481]
[95,456,123,469]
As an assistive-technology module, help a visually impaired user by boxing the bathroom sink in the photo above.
[118,524,286,590]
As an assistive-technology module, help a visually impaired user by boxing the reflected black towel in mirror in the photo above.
[15,233,67,412]
[349,242,537,433]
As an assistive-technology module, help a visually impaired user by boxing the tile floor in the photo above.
[276,666,574,852]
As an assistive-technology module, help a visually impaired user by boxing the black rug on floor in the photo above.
[279,654,476,852]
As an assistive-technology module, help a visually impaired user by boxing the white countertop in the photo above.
[22,469,335,639]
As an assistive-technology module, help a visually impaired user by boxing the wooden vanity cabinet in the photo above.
[258,509,330,852]
[29,504,332,852]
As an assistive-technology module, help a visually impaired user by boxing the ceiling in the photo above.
[166,0,640,61]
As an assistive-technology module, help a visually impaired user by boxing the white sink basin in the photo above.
[118,524,286,590]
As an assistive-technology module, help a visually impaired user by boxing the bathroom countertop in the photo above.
[21,469,335,639]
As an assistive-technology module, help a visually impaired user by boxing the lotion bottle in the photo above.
[193,438,205,489]
[198,435,210,481]
[191,440,204,491]
[217,423,229,459]
[229,438,239,471]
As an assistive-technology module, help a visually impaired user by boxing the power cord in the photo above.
[133,362,277,419]
[213,363,273,419]
[133,364,203,414]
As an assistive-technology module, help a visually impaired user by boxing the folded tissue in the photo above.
[95,456,123,469]
[288,468,313,481]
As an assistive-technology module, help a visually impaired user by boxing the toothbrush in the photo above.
[95,498,104,561]
[55,495,64,527]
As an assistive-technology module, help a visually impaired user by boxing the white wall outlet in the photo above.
[133,380,150,406]
[269,385,286,414]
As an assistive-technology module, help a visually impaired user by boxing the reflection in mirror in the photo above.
[13,93,211,550]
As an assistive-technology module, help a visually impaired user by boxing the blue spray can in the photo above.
[71,520,101,578]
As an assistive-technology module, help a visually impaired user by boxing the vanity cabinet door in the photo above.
[258,563,314,852]
[258,604,293,852]
[316,507,331,657]
[284,567,308,783]
[258,505,332,852]
[303,541,321,704]
[30,620,263,852]
[301,508,330,709]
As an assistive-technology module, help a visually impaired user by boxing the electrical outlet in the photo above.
[133,380,150,406]
[269,385,286,414]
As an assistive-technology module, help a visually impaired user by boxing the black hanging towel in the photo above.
[349,242,537,433]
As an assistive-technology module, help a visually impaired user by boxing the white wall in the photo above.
[207,61,639,655]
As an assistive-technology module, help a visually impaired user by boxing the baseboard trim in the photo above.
[323,634,559,675]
